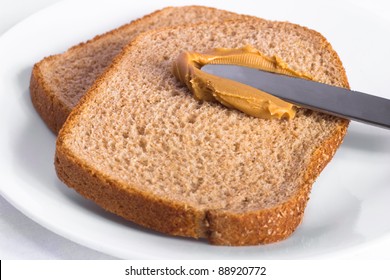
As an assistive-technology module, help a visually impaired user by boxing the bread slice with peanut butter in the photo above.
[30,6,247,134]
[55,18,349,245]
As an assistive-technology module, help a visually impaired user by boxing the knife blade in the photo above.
[201,64,390,129]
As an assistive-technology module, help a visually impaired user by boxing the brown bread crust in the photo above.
[55,19,350,245]
[29,6,243,134]
[30,58,71,133]
[205,121,348,245]
[56,119,348,245]
[55,145,207,239]
[29,8,170,133]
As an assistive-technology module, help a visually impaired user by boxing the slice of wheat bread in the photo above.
[30,6,247,134]
[55,18,349,245]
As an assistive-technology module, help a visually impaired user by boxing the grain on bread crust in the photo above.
[30,6,246,133]
[55,18,349,245]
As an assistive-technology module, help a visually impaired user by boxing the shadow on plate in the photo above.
[12,67,56,188]
[342,123,390,154]
[0,196,117,259]
[54,178,207,245]
[297,186,365,257]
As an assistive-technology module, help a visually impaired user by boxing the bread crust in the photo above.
[30,58,72,133]
[206,120,348,245]
[55,145,207,238]
[55,17,350,245]
[56,119,348,245]
[29,7,172,134]
[29,6,242,134]
[56,120,348,245]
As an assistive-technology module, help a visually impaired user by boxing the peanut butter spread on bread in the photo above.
[173,45,313,120]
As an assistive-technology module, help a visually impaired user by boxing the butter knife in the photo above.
[202,64,390,129]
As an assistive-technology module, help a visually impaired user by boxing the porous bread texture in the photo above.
[30,6,247,134]
[56,18,349,245]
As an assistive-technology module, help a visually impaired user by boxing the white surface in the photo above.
[0,0,115,260]
[0,0,390,259]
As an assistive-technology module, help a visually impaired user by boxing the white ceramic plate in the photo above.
[1,0,390,259]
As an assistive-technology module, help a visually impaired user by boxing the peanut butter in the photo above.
[172,45,313,120]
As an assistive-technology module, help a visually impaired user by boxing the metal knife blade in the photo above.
[201,64,390,129]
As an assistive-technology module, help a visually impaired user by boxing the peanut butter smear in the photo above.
[172,45,313,120]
